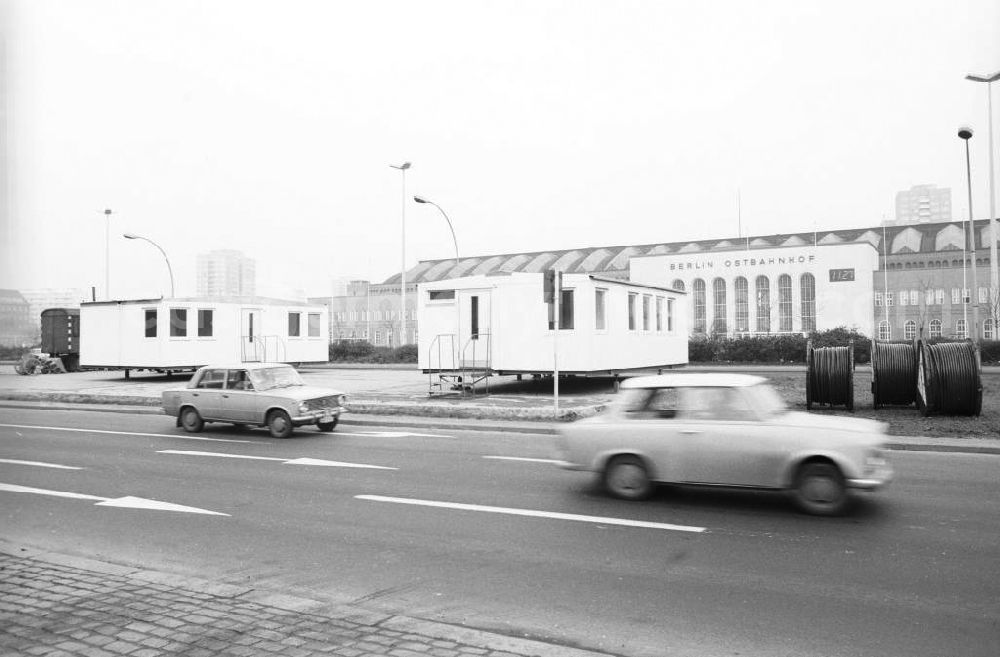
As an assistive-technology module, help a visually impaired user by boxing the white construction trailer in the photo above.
[80,297,329,375]
[417,272,688,391]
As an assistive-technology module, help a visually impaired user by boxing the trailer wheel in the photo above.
[179,407,204,433]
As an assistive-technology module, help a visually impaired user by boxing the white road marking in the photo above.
[0,423,255,443]
[0,458,82,470]
[335,431,453,438]
[355,495,707,533]
[0,482,229,515]
[158,450,397,469]
[483,456,564,464]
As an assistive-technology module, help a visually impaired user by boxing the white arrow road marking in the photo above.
[158,450,397,469]
[0,424,255,443]
[483,456,564,464]
[0,483,229,515]
[335,431,453,438]
[0,458,82,470]
[355,495,707,533]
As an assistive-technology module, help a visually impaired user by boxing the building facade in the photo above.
[315,218,998,346]
[892,184,952,225]
[196,250,256,297]
[0,289,36,347]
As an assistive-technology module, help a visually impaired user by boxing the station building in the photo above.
[312,218,998,345]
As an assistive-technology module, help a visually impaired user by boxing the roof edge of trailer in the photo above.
[81,296,325,307]
[587,274,686,294]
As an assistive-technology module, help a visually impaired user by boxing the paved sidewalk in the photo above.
[0,542,616,657]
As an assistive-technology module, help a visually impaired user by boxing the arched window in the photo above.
[800,273,816,333]
[956,319,968,339]
[671,279,685,292]
[929,319,942,338]
[778,274,793,332]
[712,278,727,335]
[878,320,891,340]
[984,318,995,340]
[734,277,749,333]
[755,276,771,333]
[904,320,916,340]
[692,279,706,334]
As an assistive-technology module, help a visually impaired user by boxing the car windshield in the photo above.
[742,382,787,417]
[248,366,304,391]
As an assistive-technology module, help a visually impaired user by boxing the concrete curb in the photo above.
[0,540,619,657]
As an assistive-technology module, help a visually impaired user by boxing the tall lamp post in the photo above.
[414,196,460,267]
[103,209,112,299]
[390,162,411,347]
[959,127,980,342]
[123,233,175,298]
[966,70,1000,334]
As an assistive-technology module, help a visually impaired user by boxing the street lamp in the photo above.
[390,161,411,347]
[414,195,460,267]
[123,233,175,298]
[959,126,979,342]
[966,70,1000,329]
[103,209,112,299]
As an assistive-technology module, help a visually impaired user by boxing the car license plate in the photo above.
[321,412,333,423]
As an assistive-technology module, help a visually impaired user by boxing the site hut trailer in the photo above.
[629,242,879,338]
[417,272,688,376]
[80,297,329,375]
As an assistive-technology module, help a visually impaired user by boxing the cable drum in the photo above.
[806,341,854,411]
[870,341,917,409]
[915,340,982,416]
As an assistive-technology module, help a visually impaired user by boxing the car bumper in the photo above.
[291,408,343,425]
[847,466,894,490]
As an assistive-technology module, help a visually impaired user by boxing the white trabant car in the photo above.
[162,363,347,438]
[555,373,893,515]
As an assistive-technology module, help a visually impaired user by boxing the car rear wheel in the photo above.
[180,407,204,433]
[317,419,338,432]
[267,410,294,439]
[604,455,653,500]
[793,462,848,516]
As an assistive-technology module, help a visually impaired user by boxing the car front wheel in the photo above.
[267,410,294,439]
[180,407,204,433]
[793,462,848,516]
[603,455,653,500]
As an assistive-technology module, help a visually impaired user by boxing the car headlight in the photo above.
[338,394,348,406]
[299,402,309,413]
[864,449,887,471]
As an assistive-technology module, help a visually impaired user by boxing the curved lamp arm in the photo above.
[123,233,175,298]
[413,196,459,266]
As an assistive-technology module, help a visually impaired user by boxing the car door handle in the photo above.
[192,392,199,397]
[680,430,701,435]
[222,394,229,399]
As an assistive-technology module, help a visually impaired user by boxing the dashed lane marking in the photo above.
[0,458,82,470]
[355,495,707,533]
[483,456,564,464]
[0,423,255,443]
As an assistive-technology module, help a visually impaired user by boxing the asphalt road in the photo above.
[1,407,998,657]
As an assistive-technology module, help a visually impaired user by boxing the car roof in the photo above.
[620,372,768,389]
[198,363,294,371]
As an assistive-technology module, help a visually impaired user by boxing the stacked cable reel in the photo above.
[915,340,982,416]
[806,340,854,411]
[870,340,918,409]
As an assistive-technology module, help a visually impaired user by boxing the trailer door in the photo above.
[457,289,491,368]
[241,308,263,362]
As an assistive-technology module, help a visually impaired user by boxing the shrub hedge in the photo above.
[328,340,417,364]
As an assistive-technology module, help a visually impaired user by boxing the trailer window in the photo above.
[595,289,607,330]
[308,313,321,337]
[170,309,187,337]
[288,312,301,337]
[642,295,651,331]
[628,293,637,331]
[198,309,214,337]
[144,309,157,338]
[429,290,455,301]
[547,289,574,330]
[655,297,663,332]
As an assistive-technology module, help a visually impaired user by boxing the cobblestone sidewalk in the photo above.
[0,548,614,657]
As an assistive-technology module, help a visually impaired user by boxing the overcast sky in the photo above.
[2,0,998,300]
